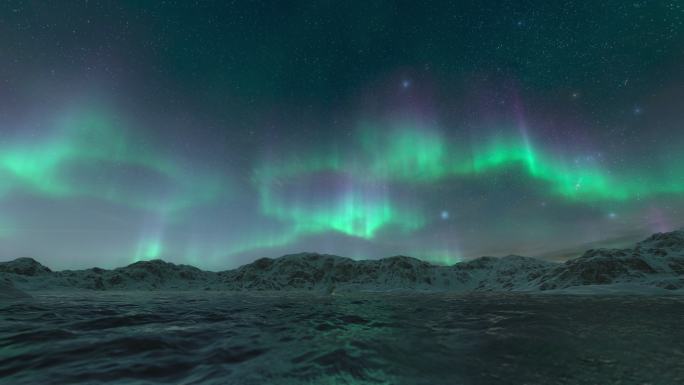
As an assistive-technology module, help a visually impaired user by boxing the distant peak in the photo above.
[381,255,427,265]
[279,252,343,260]
[125,259,171,267]
[384,255,418,260]
[0,257,52,276]
[13,257,41,263]
[638,228,684,248]
[501,254,530,260]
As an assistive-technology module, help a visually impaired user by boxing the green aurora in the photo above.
[0,106,225,215]
[1,1,682,269]
[2,109,683,266]
[252,121,684,248]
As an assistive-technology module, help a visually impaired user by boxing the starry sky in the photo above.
[1,1,683,270]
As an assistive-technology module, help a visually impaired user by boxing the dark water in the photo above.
[1,292,683,385]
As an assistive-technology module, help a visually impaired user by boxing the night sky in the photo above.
[1,1,683,270]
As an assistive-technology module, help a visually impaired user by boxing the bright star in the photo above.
[575,178,583,191]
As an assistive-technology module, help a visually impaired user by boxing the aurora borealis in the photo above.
[1,1,683,269]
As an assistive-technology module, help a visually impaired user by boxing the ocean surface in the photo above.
[1,292,683,385]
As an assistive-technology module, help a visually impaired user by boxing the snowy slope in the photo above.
[536,229,684,291]
[452,255,557,291]
[0,276,30,298]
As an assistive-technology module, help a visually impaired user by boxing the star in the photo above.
[440,210,449,220]
[401,79,412,89]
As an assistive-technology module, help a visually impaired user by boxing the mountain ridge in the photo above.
[2,229,683,294]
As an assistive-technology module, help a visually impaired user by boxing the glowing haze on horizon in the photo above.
[1,2,683,270]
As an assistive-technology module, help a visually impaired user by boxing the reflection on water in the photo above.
[1,292,683,384]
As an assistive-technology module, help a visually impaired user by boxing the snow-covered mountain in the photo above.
[536,229,684,291]
[1,229,683,293]
[0,258,221,291]
[219,254,450,291]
